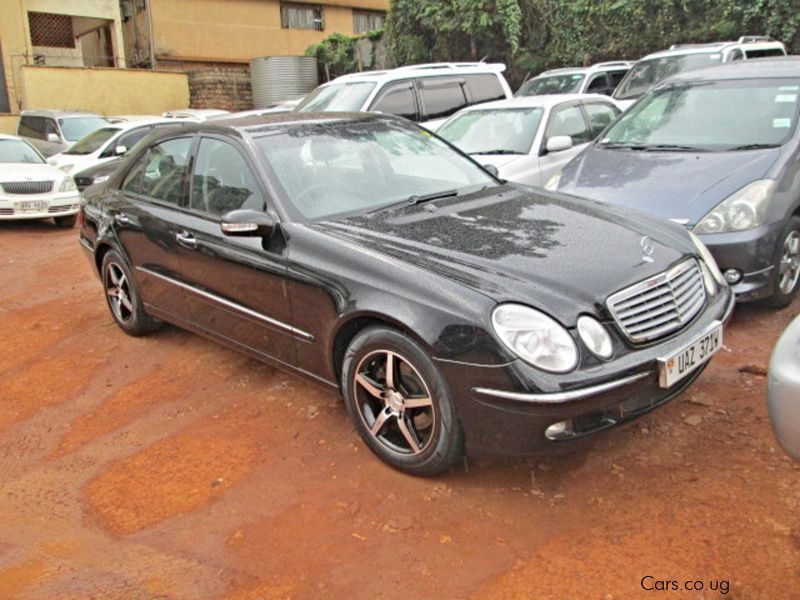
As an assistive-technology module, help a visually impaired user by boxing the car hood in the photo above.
[472,154,526,169]
[314,185,694,325]
[74,157,123,179]
[0,162,64,182]
[49,152,94,172]
[559,146,782,224]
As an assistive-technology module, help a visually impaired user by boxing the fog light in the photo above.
[545,420,573,441]
[723,269,742,284]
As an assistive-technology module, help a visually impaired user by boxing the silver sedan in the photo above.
[768,315,800,461]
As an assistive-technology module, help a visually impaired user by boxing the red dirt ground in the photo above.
[0,221,798,599]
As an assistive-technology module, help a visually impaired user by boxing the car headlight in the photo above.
[544,171,562,191]
[688,231,725,295]
[576,315,613,359]
[491,304,578,373]
[693,179,774,234]
[59,164,73,173]
[59,177,77,192]
[92,175,110,184]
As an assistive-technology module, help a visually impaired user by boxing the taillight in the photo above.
[78,205,85,227]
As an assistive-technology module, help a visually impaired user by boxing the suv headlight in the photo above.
[491,304,578,373]
[544,171,562,191]
[693,179,774,234]
[59,177,77,192]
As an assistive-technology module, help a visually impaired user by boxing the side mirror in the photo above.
[114,145,127,156]
[47,133,60,143]
[483,164,500,178]
[546,135,573,153]
[220,209,275,237]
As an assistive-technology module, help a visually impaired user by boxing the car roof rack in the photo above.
[592,61,633,68]
[737,35,775,43]
[668,42,727,50]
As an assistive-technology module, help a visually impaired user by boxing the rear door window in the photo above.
[370,82,418,121]
[586,74,611,95]
[464,74,506,104]
[419,78,468,120]
[141,137,193,205]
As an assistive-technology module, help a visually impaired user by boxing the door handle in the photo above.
[114,212,131,226]
[175,230,198,249]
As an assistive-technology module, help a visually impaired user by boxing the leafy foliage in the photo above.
[384,0,800,86]
[306,31,385,81]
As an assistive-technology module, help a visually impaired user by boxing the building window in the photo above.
[28,12,75,48]
[281,3,324,31]
[353,10,385,34]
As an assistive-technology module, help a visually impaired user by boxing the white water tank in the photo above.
[250,56,318,108]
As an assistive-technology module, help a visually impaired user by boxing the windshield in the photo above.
[256,120,495,220]
[0,139,44,164]
[65,126,121,155]
[295,82,377,113]
[517,73,585,96]
[438,107,544,155]
[614,52,723,100]
[601,78,800,151]
[58,117,110,142]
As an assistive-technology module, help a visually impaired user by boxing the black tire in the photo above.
[101,249,161,336]
[54,214,77,228]
[342,326,464,476]
[766,216,800,308]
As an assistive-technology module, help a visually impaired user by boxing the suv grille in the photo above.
[607,259,706,343]
[1,181,54,195]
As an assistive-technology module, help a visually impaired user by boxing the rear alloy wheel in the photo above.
[101,250,161,336]
[342,327,463,476]
[54,214,77,228]
[768,216,800,308]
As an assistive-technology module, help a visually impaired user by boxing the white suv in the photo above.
[516,61,633,98]
[613,36,787,109]
[294,62,513,130]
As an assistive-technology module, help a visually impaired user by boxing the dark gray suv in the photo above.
[553,58,800,307]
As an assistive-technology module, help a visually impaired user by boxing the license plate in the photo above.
[14,200,48,212]
[658,321,723,388]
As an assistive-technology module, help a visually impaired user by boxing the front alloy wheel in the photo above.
[768,216,800,308]
[342,326,464,476]
[354,350,436,456]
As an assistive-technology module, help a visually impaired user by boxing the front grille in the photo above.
[48,204,77,213]
[74,176,94,192]
[0,208,13,215]
[1,180,54,195]
[607,259,706,343]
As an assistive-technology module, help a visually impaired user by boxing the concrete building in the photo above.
[124,0,388,71]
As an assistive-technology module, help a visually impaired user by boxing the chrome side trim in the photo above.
[472,371,652,404]
[137,266,314,341]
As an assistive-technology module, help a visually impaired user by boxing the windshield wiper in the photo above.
[726,143,780,151]
[468,149,521,155]
[641,144,707,152]
[363,189,460,216]
[598,142,648,150]
[407,189,459,205]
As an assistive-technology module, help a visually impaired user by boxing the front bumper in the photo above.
[0,192,80,220]
[698,220,784,302]
[438,288,734,456]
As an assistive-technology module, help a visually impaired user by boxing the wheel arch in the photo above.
[330,312,435,387]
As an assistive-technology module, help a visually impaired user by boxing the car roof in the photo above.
[453,94,615,112]
[323,62,507,87]
[660,56,800,84]
[106,118,176,131]
[0,133,23,141]
[641,39,785,61]
[20,109,105,118]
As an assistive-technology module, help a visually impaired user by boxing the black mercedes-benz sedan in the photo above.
[79,112,734,476]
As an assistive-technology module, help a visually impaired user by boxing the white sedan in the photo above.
[48,118,178,176]
[0,135,80,227]
[438,94,621,188]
